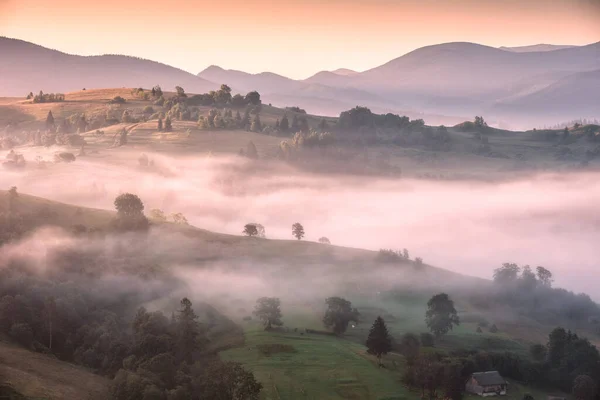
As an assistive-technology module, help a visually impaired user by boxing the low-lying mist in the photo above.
[2,147,599,298]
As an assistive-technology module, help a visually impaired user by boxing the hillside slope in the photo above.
[0,340,110,400]
[0,37,218,96]
[494,69,600,116]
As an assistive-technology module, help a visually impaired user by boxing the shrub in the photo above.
[109,96,127,104]
[489,324,499,333]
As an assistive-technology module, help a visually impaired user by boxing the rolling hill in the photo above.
[0,37,219,96]
[494,69,600,117]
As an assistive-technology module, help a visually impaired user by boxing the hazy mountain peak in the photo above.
[331,68,359,76]
[499,44,578,53]
[201,65,226,73]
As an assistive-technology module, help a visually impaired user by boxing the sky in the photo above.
[1,0,599,78]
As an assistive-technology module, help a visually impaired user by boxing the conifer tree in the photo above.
[280,114,289,132]
[158,117,163,131]
[366,316,392,367]
[45,111,55,130]
[176,297,200,364]
[164,116,173,132]
[250,115,262,132]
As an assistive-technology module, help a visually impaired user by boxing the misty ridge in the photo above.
[2,37,599,129]
[2,149,600,297]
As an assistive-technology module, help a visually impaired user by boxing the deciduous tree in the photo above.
[323,297,359,335]
[425,293,460,337]
[253,297,283,330]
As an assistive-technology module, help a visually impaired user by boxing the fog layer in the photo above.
[2,148,599,297]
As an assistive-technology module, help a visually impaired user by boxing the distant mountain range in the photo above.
[2,36,599,129]
[0,37,215,96]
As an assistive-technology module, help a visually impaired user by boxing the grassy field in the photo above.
[222,318,564,400]
[221,320,410,400]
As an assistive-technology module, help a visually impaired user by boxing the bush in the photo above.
[110,96,127,104]
[489,324,499,333]
[420,332,435,347]
[143,106,155,114]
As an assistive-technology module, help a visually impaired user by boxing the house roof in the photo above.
[472,371,507,386]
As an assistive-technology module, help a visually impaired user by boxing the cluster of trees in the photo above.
[243,222,305,240]
[252,296,359,336]
[185,85,261,108]
[198,108,257,131]
[0,271,262,400]
[290,131,335,148]
[338,106,424,133]
[337,106,451,150]
[27,91,65,103]
[483,263,600,329]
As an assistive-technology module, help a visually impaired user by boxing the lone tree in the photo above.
[158,117,163,131]
[425,293,460,337]
[366,316,393,367]
[323,297,359,335]
[280,114,289,132]
[253,297,283,330]
[45,111,55,130]
[243,224,259,237]
[113,193,148,231]
[318,237,331,244]
[114,193,144,218]
[572,375,597,400]
[292,223,305,240]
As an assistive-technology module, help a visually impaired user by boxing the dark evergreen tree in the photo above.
[45,111,55,130]
[365,316,392,366]
[176,297,200,364]
[164,116,173,132]
[280,114,289,132]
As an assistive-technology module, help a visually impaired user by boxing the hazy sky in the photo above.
[1,0,599,78]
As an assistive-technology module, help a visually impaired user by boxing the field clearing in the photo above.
[221,320,410,400]
[0,340,110,400]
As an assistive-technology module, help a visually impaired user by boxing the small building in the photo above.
[465,371,508,396]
